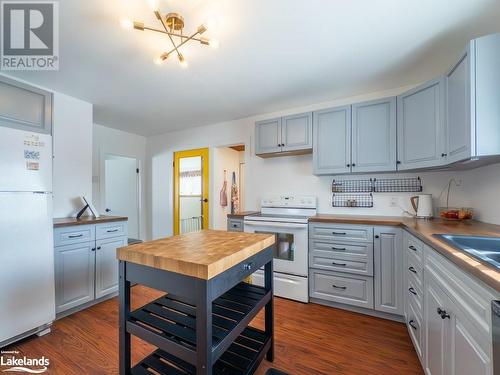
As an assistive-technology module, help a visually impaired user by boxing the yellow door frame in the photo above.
[173,148,209,235]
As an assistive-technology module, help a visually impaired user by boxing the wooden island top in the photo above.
[117,229,275,280]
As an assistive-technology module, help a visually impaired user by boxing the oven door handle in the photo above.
[243,221,308,229]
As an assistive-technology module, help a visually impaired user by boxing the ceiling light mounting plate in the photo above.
[165,13,184,31]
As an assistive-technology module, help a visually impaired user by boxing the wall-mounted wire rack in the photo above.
[332,193,373,208]
[331,177,422,193]
[372,177,422,192]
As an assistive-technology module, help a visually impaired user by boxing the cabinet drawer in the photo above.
[407,278,423,314]
[406,251,424,291]
[310,239,373,258]
[96,221,127,240]
[310,269,374,309]
[227,219,243,232]
[406,300,423,362]
[310,254,372,276]
[54,225,95,247]
[309,224,373,243]
[406,232,424,262]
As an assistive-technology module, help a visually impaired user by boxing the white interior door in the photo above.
[104,155,139,239]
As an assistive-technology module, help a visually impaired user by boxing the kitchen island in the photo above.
[116,230,276,375]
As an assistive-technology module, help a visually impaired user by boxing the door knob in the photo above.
[201,198,208,203]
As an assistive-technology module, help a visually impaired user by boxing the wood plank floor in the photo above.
[6,286,423,374]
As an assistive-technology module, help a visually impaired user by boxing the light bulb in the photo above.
[178,54,188,69]
[120,18,133,30]
[153,57,163,66]
[209,39,220,49]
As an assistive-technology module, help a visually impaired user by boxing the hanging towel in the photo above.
[220,170,228,207]
[231,171,239,214]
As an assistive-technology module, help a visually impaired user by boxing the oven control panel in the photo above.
[261,195,316,208]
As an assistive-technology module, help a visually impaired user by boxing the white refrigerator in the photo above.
[0,125,55,347]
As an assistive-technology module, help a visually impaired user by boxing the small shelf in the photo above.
[332,177,423,193]
[132,327,271,375]
[332,193,373,208]
[373,177,422,193]
[127,282,271,364]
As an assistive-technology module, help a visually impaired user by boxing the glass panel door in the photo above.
[257,231,295,261]
[174,148,209,235]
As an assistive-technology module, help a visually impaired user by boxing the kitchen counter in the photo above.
[116,229,275,279]
[53,215,128,228]
[227,211,259,219]
[309,214,500,292]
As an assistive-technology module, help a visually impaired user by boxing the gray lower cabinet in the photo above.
[227,218,244,232]
[95,237,127,299]
[54,242,95,313]
[374,227,403,315]
[397,77,446,170]
[54,221,127,315]
[312,106,352,175]
[351,97,397,173]
[0,75,52,134]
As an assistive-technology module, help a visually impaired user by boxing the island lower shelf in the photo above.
[127,282,272,365]
[132,326,271,375]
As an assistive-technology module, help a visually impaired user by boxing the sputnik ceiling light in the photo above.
[121,10,219,68]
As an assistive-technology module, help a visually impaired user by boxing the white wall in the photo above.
[147,83,500,240]
[52,93,93,217]
[213,147,242,230]
[92,124,147,239]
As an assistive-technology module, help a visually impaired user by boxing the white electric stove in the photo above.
[244,195,316,302]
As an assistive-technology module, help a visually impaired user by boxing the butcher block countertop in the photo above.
[116,230,275,280]
[310,214,500,292]
[53,215,128,228]
[227,211,259,219]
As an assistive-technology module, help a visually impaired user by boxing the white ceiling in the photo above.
[9,0,500,136]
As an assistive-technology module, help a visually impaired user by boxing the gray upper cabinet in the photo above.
[374,227,403,316]
[313,106,351,175]
[397,77,446,170]
[446,46,473,164]
[255,112,312,156]
[445,33,500,162]
[95,237,126,299]
[0,75,52,134]
[351,97,397,173]
[281,112,313,152]
[54,242,95,314]
[255,118,282,155]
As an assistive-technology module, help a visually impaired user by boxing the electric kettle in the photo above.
[410,194,433,218]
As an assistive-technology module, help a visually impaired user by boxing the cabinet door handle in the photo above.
[437,307,450,319]
[91,247,96,252]
[331,246,346,251]
[408,287,417,296]
[97,246,102,250]
[408,245,417,252]
[375,235,380,239]
[441,153,447,157]
[408,320,418,330]
[107,229,119,233]
[332,284,347,290]
[332,232,347,235]
[351,163,356,167]
[68,234,83,238]
[331,261,347,267]
[346,164,351,167]
[408,266,417,274]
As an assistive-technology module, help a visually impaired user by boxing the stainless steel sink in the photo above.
[433,234,500,269]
